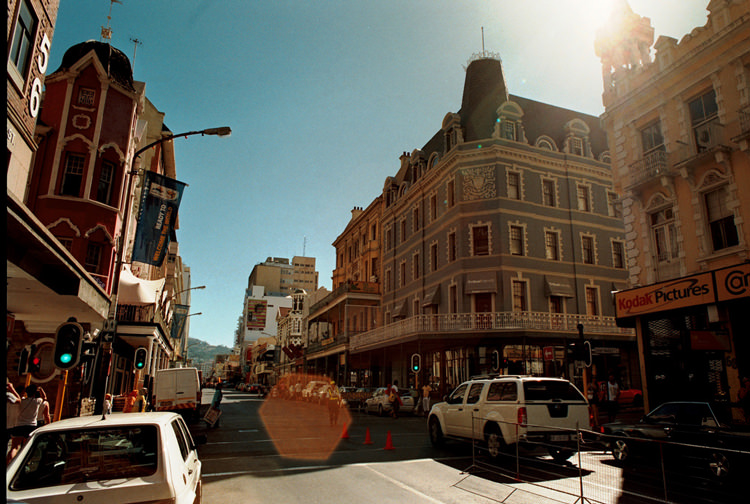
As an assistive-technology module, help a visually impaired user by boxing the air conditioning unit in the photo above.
[695,124,714,151]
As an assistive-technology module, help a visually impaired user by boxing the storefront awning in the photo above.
[544,276,575,298]
[465,273,497,294]
[422,285,441,306]
[119,265,165,305]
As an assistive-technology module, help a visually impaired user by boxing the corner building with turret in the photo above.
[343,55,633,396]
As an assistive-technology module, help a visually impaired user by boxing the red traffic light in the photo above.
[28,355,42,373]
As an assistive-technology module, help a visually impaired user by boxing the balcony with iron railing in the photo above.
[627,148,669,190]
[349,312,634,352]
[309,280,380,314]
[116,303,168,335]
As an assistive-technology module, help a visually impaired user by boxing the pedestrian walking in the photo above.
[389,380,402,419]
[604,373,620,422]
[104,393,113,415]
[8,384,44,463]
[421,382,433,418]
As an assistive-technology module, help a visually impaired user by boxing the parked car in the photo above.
[340,387,373,410]
[301,381,329,402]
[428,375,589,462]
[598,401,750,481]
[6,412,205,504]
[363,387,417,416]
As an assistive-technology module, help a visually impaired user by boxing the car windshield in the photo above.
[522,380,586,402]
[10,425,159,490]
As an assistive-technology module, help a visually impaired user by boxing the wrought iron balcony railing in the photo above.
[627,148,668,188]
[349,312,633,352]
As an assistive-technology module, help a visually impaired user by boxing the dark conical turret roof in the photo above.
[459,57,509,142]
[56,40,135,92]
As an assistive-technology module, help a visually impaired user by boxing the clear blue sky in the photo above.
[47,0,709,348]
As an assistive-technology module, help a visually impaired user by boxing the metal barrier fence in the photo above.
[462,414,747,504]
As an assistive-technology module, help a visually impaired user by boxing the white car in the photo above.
[428,375,589,462]
[363,387,417,416]
[6,411,205,504]
[301,381,329,402]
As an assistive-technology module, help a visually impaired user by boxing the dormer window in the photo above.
[570,136,584,156]
[564,119,591,157]
[501,120,517,140]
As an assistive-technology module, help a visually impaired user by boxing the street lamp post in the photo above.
[181,312,203,363]
[93,127,230,415]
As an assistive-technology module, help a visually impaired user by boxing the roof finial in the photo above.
[101,0,122,42]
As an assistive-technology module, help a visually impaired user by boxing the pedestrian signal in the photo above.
[134,347,148,370]
[54,320,83,370]
[411,353,421,373]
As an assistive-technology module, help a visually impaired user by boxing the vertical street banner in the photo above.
[246,299,267,330]
[132,171,186,266]
[171,304,190,341]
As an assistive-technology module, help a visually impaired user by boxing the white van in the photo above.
[154,368,202,420]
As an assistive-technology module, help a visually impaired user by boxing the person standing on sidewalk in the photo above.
[326,381,341,426]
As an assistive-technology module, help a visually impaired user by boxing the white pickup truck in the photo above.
[428,375,589,462]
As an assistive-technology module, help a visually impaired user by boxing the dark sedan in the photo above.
[598,401,750,482]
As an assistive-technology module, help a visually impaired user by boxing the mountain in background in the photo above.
[186,337,233,364]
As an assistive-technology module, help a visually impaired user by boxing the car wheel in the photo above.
[378,405,384,417]
[611,436,630,463]
[548,447,574,463]
[708,451,730,479]
[428,417,444,447]
[485,424,505,459]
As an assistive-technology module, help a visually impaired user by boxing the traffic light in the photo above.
[411,353,421,373]
[134,347,148,370]
[582,340,593,368]
[54,320,83,370]
[17,346,30,375]
[490,350,500,371]
[28,345,41,373]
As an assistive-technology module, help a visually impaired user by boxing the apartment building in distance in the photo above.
[599,0,750,413]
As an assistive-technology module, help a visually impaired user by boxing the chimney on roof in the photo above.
[351,206,364,221]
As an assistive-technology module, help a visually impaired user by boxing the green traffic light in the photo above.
[60,353,72,364]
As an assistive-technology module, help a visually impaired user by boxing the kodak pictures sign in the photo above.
[615,263,750,319]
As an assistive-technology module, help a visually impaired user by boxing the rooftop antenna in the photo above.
[481,26,485,56]
[100,0,122,42]
[303,236,307,256]
[130,37,142,72]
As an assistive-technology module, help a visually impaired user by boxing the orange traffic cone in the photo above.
[363,427,373,445]
[341,423,350,439]
[384,430,395,450]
